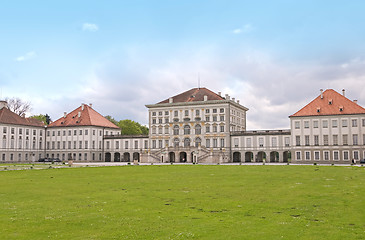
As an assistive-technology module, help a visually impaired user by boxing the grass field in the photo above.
[0,165,364,239]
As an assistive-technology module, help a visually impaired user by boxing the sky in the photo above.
[1,0,365,129]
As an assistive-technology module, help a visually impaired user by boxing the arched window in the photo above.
[184,138,191,147]
[173,125,179,135]
[195,124,201,135]
[195,137,202,147]
[184,125,190,135]
[174,138,180,147]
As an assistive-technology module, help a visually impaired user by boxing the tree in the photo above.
[104,115,118,125]
[5,97,31,116]
[118,120,142,135]
[136,122,149,135]
[30,114,50,125]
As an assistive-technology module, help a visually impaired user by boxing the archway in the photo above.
[114,152,121,162]
[105,152,111,162]
[123,152,130,162]
[270,151,279,163]
[233,152,241,162]
[283,151,291,163]
[257,151,266,162]
[133,152,140,162]
[180,152,187,162]
[169,152,175,162]
[245,152,253,162]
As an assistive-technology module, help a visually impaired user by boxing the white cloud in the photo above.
[15,51,36,62]
[232,24,253,34]
[82,23,99,32]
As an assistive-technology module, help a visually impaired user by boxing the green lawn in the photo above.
[0,165,364,239]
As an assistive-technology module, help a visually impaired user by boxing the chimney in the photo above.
[0,100,8,109]
[203,95,208,101]
[78,111,81,118]
[320,89,323,99]
[81,104,84,111]
[169,97,173,103]
[218,92,221,96]
[342,89,345,97]
[232,97,235,102]
[225,94,230,100]
[63,112,67,118]
[89,103,93,108]
[353,100,358,104]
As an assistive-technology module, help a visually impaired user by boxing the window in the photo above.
[314,151,320,160]
[11,128,14,134]
[343,151,349,160]
[333,135,338,145]
[184,138,190,147]
[220,108,224,113]
[195,137,202,147]
[144,140,148,149]
[79,141,82,149]
[213,126,217,132]
[362,119,365,127]
[173,125,179,135]
[323,135,329,146]
[158,127,162,134]
[158,119,162,124]
[174,111,178,117]
[285,137,290,147]
[196,110,200,116]
[295,136,300,146]
[165,111,169,115]
[135,141,138,149]
[246,138,252,148]
[165,126,169,135]
[332,120,337,128]
[213,139,218,148]
[19,128,23,135]
[173,138,179,147]
[165,118,169,123]
[152,127,156,134]
[206,109,210,114]
[79,130,82,135]
[324,151,329,160]
[159,111,162,116]
[314,135,319,146]
[185,110,189,116]
[305,135,309,146]
[294,121,300,129]
[213,116,217,122]
[158,140,162,148]
[313,121,318,128]
[304,121,309,128]
[305,151,310,160]
[343,134,348,145]
[234,138,239,147]
[125,141,129,149]
[259,137,264,147]
[296,152,301,160]
[26,129,29,135]
[272,137,277,147]
[152,119,156,124]
[184,125,190,135]
[74,130,77,135]
[333,151,339,160]
[353,134,358,145]
[85,141,88,149]
[206,139,210,148]
[352,119,358,127]
[213,109,217,113]
[323,120,328,128]
[220,125,224,132]
[62,141,66,149]
[85,130,88,135]
[354,151,359,160]
[3,127,6,134]
[342,119,348,127]
[63,130,66,136]
[205,116,210,122]
[220,116,224,121]
[152,112,156,116]
[220,138,225,147]
[92,130,95,135]
[205,125,210,133]
[195,124,201,135]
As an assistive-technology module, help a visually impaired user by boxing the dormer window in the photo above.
[328,99,333,105]
[317,107,320,113]
[339,106,344,112]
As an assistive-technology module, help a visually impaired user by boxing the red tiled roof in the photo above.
[158,87,224,104]
[0,107,44,127]
[49,104,120,129]
[290,89,365,117]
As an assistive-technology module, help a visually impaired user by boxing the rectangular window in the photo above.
[206,126,210,133]
[174,111,178,117]
[213,126,217,132]
[196,109,200,116]
[85,130,88,135]
[185,110,189,116]
[125,141,129,149]
[220,138,225,147]
[152,140,156,149]
[343,151,349,160]
[79,141,82,149]
[206,139,210,148]
[206,116,210,122]
[79,130,82,135]
[296,152,301,160]
[158,119,162,124]
[314,151,320,160]
[362,119,365,127]
[304,121,309,128]
[220,126,224,132]
[353,134,358,145]
[205,109,210,113]
[353,151,359,160]
[324,151,329,160]
[165,111,169,115]
[305,151,310,160]
[74,130,77,135]
[220,108,224,113]
[272,137,277,147]
[313,121,318,128]
[159,111,162,116]
[152,112,156,116]
[343,134,348,145]
[213,116,217,122]
[342,119,348,127]
[295,121,300,129]
[285,137,290,147]
[62,141,66,149]
[158,140,162,148]
[323,135,329,146]
[213,109,217,113]
[305,135,309,146]
[134,141,138,149]
[259,137,264,147]
[213,139,218,148]
[332,120,338,128]
[234,138,239,147]
[352,119,358,127]
[323,120,328,128]
[144,140,148,149]
[333,151,339,160]
[246,138,252,148]
[85,141,88,149]
[311,135,317,146]
[3,127,6,134]
[295,136,300,146]
[220,116,224,121]
[331,134,338,145]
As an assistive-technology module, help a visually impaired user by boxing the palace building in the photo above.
[1,87,364,164]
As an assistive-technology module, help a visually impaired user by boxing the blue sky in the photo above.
[1,0,365,129]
